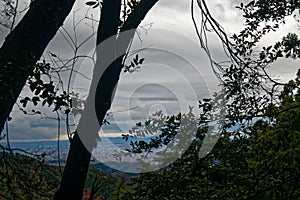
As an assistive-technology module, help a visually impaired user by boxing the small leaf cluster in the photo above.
[120,0,140,25]
[123,54,144,73]
[123,111,181,153]
[237,0,299,24]
[20,61,72,114]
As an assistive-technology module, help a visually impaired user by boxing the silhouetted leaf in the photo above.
[85,1,97,6]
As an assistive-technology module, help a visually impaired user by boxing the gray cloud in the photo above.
[2,0,298,141]
[7,112,63,141]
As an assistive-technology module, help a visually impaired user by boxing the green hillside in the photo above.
[0,152,120,200]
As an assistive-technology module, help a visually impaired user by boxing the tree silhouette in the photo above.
[0,0,76,132]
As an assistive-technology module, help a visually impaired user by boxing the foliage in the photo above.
[123,54,145,73]
[193,0,300,132]
[19,61,72,115]
[0,0,299,199]
[17,0,146,125]
[0,150,120,200]
[0,151,59,200]
[119,75,300,199]
[118,0,300,199]
[85,166,119,200]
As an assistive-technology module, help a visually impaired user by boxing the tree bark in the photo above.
[54,0,158,199]
[0,0,76,132]
[54,0,121,199]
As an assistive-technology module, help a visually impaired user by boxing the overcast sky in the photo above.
[1,0,299,141]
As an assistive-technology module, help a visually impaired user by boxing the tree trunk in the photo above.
[0,0,76,132]
[54,0,158,199]
[54,0,121,199]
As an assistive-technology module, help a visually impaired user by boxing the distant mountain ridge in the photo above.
[0,138,143,178]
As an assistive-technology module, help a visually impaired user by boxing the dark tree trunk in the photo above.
[54,131,92,200]
[54,0,158,199]
[54,0,121,199]
[0,0,76,132]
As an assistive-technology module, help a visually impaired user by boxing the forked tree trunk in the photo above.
[54,0,158,199]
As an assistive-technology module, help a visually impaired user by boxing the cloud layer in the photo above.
[1,0,299,141]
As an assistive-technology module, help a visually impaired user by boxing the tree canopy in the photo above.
[0,0,299,199]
